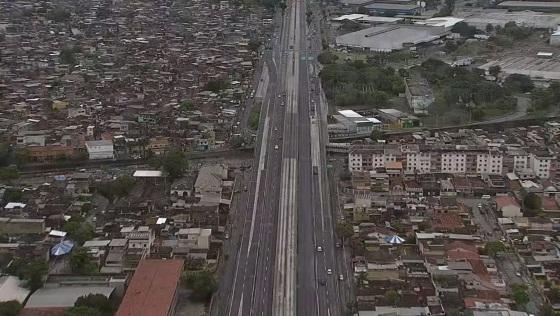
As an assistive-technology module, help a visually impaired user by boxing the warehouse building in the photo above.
[479,56,560,80]
[330,110,382,135]
[458,9,560,30]
[498,1,560,12]
[336,24,449,52]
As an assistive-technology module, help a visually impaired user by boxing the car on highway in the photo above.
[327,269,332,275]
[335,242,341,248]
[274,145,279,150]
[274,127,278,131]
[224,233,230,240]
[318,279,326,286]
[316,246,323,252]
[339,274,344,281]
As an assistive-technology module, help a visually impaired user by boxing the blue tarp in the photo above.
[51,239,75,256]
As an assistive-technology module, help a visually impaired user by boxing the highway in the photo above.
[211,0,352,313]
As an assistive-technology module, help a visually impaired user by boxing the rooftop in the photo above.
[25,286,114,308]
[336,25,448,52]
[116,259,184,316]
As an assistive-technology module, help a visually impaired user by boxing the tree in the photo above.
[70,247,97,274]
[60,46,77,65]
[384,289,400,306]
[0,167,19,181]
[73,294,115,316]
[370,130,384,141]
[504,74,534,93]
[523,192,542,212]
[451,22,478,38]
[248,39,262,53]
[21,259,48,291]
[335,221,354,240]
[161,149,188,179]
[511,284,529,306]
[486,23,494,33]
[204,79,228,92]
[64,306,103,316]
[180,100,193,111]
[484,241,507,256]
[317,51,338,65]
[278,2,287,14]
[63,220,94,245]
[2,188,23,203]
[0,300,22,316]
[47,7,71,22]
[489,65,501,78]
[183,270,218,301]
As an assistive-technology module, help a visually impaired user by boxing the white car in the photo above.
[316,246,323,252]
[339,274,344,281]
[274,145,279,150]
[327,269,332,275]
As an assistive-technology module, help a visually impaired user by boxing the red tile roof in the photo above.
[116,259,184,316]
[543,197,560,211]
[495,195,519,209]
[432,213,464,231]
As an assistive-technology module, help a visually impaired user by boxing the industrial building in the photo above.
[330,110,382,135]
[377,109,421,128]
[335,24,449,52]
[498,1,560,12]
[479,56,560,80]
[364,2,421,15]
[458,9,560,30]
[404,75,434,115]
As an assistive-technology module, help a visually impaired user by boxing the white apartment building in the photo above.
[513,154,531,174]
[406,152,431,174]
[441,152,466,174]
[530,153,553,179]
[476,153,503,175]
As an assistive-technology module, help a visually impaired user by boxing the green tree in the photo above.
[335,221,353,240]
[205,79,228,92]
[2,188,23,203]
[248,39,262,53]
[317,51,338,65]
[523,192,542,212]
[384,289,400,306]
[64,306,103,316]
[484,241,507,256]
[489,65,501,78]
[0,300,22,316]
[74,294,115,316]
[451,22,478,38]
[69,247,98,274]
[22,259,48,291]
[511,284,529,306]
[180,100,193,111]
[183,270,218,301]
[161,149,188,179]
[63,219,94,245]
[60,46,77,65]
[504,74,534,93]
[249,107,261,130]
[0,167,19,181]
[47,7,71,22]
[370,130,384,141]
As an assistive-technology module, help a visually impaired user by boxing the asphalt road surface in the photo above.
[210,0,351,314]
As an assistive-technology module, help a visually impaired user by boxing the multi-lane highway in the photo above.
[210,0,352,314]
